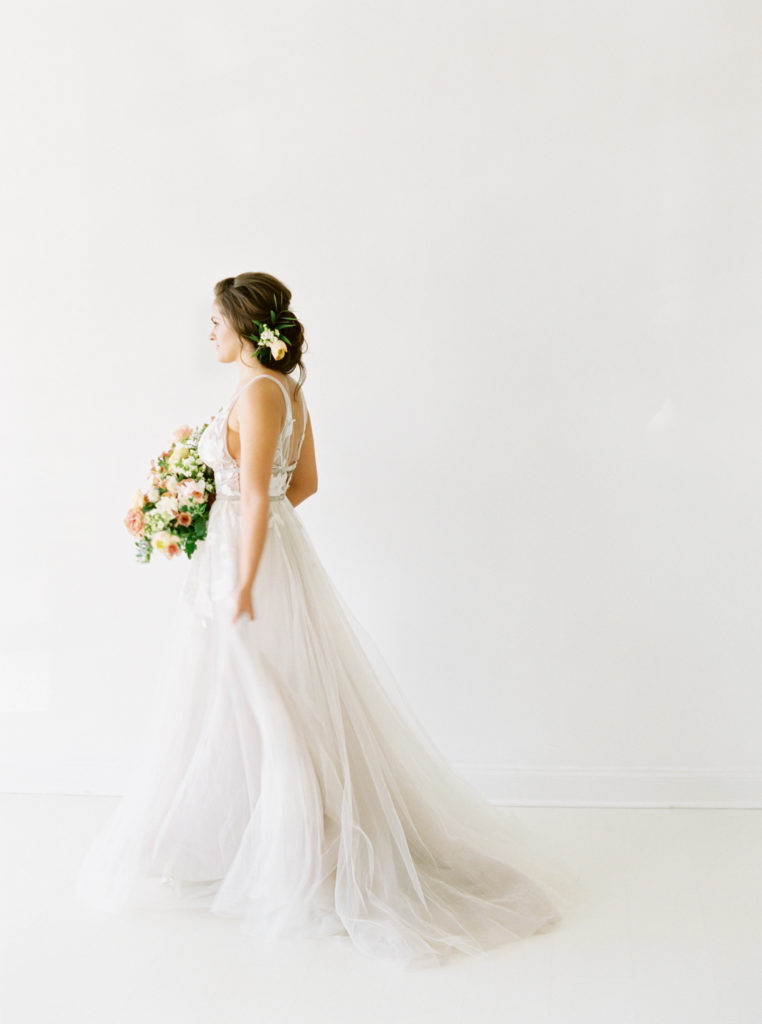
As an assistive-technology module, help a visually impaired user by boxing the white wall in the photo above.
[1,0,760,806]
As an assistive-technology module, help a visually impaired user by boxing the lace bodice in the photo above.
[197,375,308,500]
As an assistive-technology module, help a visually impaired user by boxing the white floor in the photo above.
[0,796,759,1024]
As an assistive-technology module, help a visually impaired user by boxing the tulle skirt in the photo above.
[75,495,572,968]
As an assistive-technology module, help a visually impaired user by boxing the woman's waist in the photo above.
[215,493,287,503]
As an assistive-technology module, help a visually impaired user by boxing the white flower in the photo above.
[157,494,180,515]
[152,531,181,557]
[178,479,206,504]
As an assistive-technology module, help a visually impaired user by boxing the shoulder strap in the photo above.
[287,392,309,469]
[297,392,308,448]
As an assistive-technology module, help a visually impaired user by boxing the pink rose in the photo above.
[124,508,145,537]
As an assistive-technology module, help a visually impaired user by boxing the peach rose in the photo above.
[171,424,192,441]
[124,508,145,537]
[175,511,192,526]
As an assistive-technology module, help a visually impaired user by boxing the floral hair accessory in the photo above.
[243,291,298,363]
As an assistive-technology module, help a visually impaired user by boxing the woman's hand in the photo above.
[231,586,255,624]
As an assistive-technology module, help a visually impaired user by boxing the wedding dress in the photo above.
[75,373,570,969]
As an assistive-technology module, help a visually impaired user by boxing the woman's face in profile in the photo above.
[209,303,240,364]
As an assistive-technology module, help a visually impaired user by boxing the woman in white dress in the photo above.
[75,271,571,969]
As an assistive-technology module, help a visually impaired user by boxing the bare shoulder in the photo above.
[230,375,285,426]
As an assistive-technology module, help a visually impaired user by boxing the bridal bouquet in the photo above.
[124,421,215,563]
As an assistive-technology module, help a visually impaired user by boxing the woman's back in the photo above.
[226,373,317,501]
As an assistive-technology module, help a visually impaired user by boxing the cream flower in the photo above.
[157,494,180,515]
[259,327,288,360]
[169,445,189,465]
[152,531,181,558]
[178,479,206,503]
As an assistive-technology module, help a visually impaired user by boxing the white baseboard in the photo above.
[1,756,761,807]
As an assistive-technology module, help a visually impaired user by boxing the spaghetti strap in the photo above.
[292,392,309,469]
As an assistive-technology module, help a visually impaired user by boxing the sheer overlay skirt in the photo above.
[75,497,574,968]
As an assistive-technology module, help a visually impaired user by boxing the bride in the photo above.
[75,271,570,969]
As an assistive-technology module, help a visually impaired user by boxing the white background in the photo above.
[1,0,760,805]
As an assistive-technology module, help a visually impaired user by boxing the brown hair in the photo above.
[213,271,308,400]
